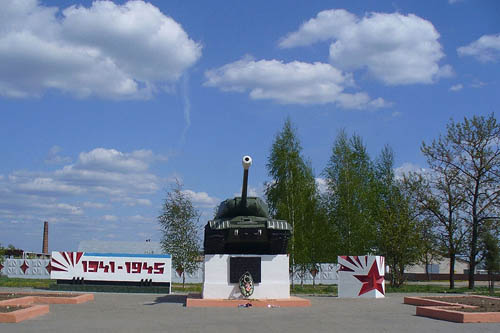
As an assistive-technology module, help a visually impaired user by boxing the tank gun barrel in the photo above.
[241,155,252,207]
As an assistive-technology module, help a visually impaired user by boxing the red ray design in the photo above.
[69,252,75,266]
[75,252,83,264]
[354,256,363,268]
[61,252,71,266]
[353,261,385,296]
[50,266,67,272]
[343,256,361,268]
[51,257,67,270]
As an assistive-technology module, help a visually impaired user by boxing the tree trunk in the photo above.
[182,272,185,289]
[489,272,494,295]
[449,253,455,289]
[468,216,478,289]
[425,256,431,281]
[468,182,480,289]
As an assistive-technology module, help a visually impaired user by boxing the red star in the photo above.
[45,263,52,273]
[20,261,29,274]
[353,261,384,296]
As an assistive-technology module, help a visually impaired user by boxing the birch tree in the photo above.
[323,130,376,255]
[265,118,322,287]
[158,181,200,288]
[373,146,423,287]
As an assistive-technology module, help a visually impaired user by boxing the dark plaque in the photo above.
[229,257,261,283]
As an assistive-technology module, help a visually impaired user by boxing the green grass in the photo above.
[291,284,337,295]
[0,276,55,289]
[172,283,202,293]
[0,276,497,297]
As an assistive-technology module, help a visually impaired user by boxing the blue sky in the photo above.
[1,0,499,252]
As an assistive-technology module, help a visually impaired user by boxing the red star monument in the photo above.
[353,261,385,296]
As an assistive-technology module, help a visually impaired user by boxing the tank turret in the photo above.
[204,156,292,255]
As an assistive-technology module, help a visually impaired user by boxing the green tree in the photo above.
[373,146,423,287]
[422,114,500,288]
[323,130,376,256]
[483,232,500,294]
[265,118,322,287]
[403,165,467,289]
[158,181,201,288]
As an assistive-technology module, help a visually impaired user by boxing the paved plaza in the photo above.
[1,288,500,332]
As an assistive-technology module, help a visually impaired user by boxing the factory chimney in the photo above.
[42,221,49,254]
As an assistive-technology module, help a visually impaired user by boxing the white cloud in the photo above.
[394,162,427,180]
[279,9,357,48]
[82,201,108,209]
[75,148,149,173]
[448,0,464,4]
[45,145,72,165]
[315,177,327,194]
[38,203,83,216]
[458,33,500,63]
[16,177,83,195]
[0,147,165,231]
[205,58,389,109]
[112,197,153,207]
[233,185,262,198]
[449,84,463,92]
[102,214,118,222]
[280,9,448,85]
[0,0,201,99]
[129,214,151,222]
[55,148,161,195]
[182,189,219,208]
[471,80,487,88]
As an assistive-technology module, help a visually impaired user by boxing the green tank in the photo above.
[204,156,292,255]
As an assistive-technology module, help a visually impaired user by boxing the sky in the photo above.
[1,0,499,252]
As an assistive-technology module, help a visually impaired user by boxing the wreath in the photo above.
[239,271,254,298]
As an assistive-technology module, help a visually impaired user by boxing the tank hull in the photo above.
[204,220,291,255]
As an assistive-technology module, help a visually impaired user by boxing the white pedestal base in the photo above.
[202,254,290,299]
[338,255,385,298]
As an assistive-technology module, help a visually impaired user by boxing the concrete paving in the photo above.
[1,288,500,332]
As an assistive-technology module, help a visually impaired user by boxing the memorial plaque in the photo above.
[229,257,261,283]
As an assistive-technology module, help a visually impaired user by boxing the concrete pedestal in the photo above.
[202,254,290,299]
[338,255,385,298]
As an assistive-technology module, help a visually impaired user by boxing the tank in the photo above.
[204,155,292,255]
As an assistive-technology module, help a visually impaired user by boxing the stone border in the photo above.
[0,292,94,324]
[186,294,311,308]
[404,295,500,323]
[0,305,49,323]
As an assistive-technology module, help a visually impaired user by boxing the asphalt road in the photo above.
[1,289,500,333]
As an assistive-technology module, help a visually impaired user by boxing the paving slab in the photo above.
[0,288,499,332]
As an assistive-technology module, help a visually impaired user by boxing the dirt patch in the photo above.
[423,296,500,312]
[0,292,80,300]
[0,294,24,301]
[0,306,26,313]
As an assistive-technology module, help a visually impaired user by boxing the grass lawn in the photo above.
[0,276,55,289]
[1,276,498,297]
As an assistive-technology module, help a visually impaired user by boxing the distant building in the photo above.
[405,257,469,275]
[78,240,163,255]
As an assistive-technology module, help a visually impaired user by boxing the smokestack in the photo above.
[42,221,48,254]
